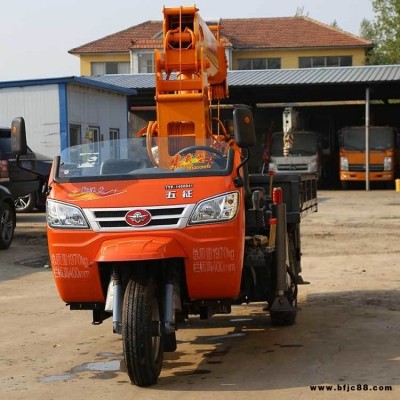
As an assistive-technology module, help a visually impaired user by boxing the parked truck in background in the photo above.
[11,6,317,387]
[339,125,399,189]
[270,130,320,175]
[263,108,320,177]
[0,126,51,212]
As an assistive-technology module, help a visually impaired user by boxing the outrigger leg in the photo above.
[270,188,297,325]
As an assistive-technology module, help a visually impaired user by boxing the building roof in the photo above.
[69,16,372,55]
[84,65,400,89]
[0,76,137,96]
[220,17,372,49]
[83,65,400,104]
[69,21,163,54]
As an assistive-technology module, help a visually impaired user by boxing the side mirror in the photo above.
[233,107,256,148]
[11,117,28,155]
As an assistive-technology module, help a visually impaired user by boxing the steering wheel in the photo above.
[146,121,159,167]
[176,145,224,158]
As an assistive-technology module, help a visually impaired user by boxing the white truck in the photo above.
[268,107,320,175]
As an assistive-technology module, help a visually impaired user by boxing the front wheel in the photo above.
[122,275,164,386]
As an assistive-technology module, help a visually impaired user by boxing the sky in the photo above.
[0,0,375,82]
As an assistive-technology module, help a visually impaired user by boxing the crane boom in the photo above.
[149,6,229,167]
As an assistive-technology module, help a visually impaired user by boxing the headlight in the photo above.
[47,200,89,229]
[189,192,239,224]
[384,157,392,171]
[340,157,349,171]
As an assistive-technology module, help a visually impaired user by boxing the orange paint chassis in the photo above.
[47,170,246,303]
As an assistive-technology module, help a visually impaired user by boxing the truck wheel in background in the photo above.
[0,202,15,250]
[15,192,36,213]
[122,275,164,386]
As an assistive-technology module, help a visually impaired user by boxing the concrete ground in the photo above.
[0,191,399,400]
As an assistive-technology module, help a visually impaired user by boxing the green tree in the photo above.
[295,6,309,17]
[330,19,340,29]
[361,0,400,64]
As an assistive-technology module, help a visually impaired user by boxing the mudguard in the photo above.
[95,236,187,262]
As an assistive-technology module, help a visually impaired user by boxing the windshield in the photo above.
[342,127,395,151]
[271,132,318,156]
[56,137,232,182]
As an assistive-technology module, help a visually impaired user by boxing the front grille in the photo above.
[277,163,308,171]
[349,164,384,172]
[83,205,194,232]
[99,218,179,228]
[93,207,185,219]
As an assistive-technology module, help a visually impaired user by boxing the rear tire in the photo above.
[122,275,164,386]
[0,202,15,250]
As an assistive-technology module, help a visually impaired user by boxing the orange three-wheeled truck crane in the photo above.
[11,6,317,386]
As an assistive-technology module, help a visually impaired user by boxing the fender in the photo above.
[95,236,187,262]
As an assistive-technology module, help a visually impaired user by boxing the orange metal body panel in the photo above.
[340,149,395,182]
[96,236,186,262]
[47,170,246,303]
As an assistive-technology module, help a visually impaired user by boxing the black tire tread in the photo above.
[122,276,163,386]
[0,202,15,250]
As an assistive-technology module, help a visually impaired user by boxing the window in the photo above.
[138,53,154,73]
[299,56,352,68]
[91,62,130,75]
[109,128,120,158]
[84,126,100,155]
[237,58,281,70]
[69,125,81,147]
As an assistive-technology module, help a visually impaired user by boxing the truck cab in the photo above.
[270,130,320,175]
[339,126,399,188]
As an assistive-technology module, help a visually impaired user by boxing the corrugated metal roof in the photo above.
[3,65,397,97]
[228,65,400,86]
[87,73,155,89]
[0,76,137,96]
[85,65,400,90]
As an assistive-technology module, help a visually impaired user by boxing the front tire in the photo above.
[122,275,164,386]
[15,192,36,213]
[0,202,15,250]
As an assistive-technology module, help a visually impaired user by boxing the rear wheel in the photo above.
[0,202,15,250]
[122,275,164,386]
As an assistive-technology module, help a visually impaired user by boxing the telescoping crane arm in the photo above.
[282,107,295,157]
[158,6,228,99]
[145,6,230,168]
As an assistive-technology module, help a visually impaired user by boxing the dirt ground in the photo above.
[0,190,399,400]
